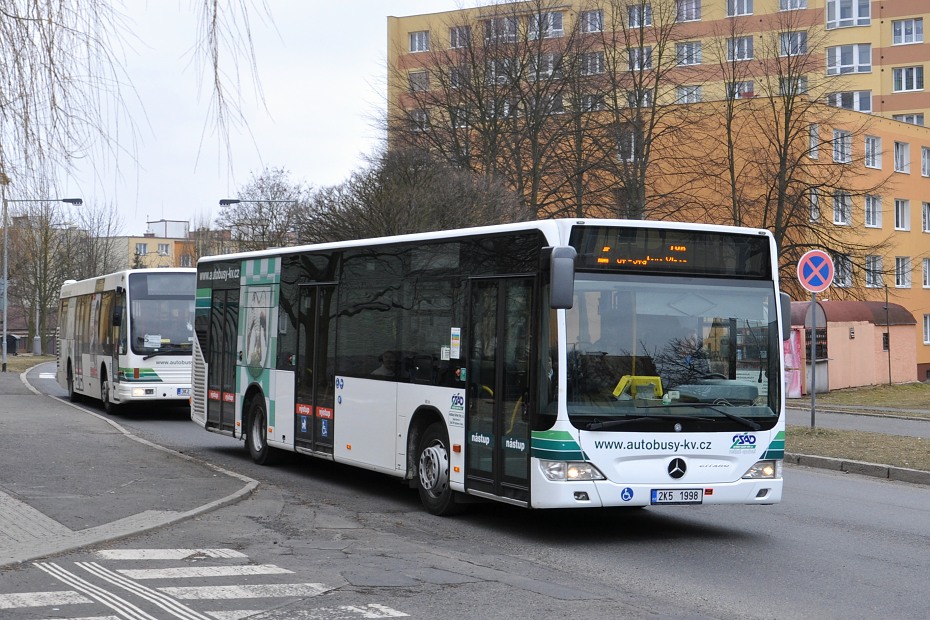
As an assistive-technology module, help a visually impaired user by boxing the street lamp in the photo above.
[2,196,82,371]
[218,198,301,244]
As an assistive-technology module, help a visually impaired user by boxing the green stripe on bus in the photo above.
[531,430,588,460]
[762,430,786,459]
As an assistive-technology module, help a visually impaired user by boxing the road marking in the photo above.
[35,562,160,620]
[0,590,89,609]
[161,583,333,600]
[39,372,56,379]
[97,549,247,560]
[119,564,293,579]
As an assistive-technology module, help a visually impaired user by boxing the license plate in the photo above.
[177,388,191,396]
[651,489,703,505]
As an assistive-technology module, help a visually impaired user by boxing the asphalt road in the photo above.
[4,363,929,620]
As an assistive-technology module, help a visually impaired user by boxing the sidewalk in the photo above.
[0,369,257,568]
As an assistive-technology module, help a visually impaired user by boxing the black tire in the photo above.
[67,363,81,403]
[100,369,120,415]
[416,422,466,516]
[246,396,277,465]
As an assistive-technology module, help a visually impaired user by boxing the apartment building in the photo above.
[386,1,930,381]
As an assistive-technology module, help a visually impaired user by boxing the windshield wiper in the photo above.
[585,414,717,431]
[143,347,191,360]
[662,403,763,431]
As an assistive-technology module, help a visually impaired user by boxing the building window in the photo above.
[809,187,820,221]
[409,31,430,53]
[826,0,870,29]
[581,51,605,75]
[677,85,702,103]
[485,17,517,43]
[893,67,924,92]
[408,71,429,92]
[923,147,930,176]
[157,243,169,255]
[827,90,871,113]
[895,257,912,288]
[581,10,604,33]
[924,259,930,288]
[883,332,889,351]
[582,94,606,112]
[923,202,930,232]
[410,108,429,132]
[895,198,910,230]
[924,315,930,344]
[629,46,653,70]
[727,81,755,98]
[865,255,883,288]
[450,67,468,89]
[893,113,925,126]
[677,41,702,65]
[728,0,753,17]
[864,136,881,168]
[833,191,851,225]
[892,18,923,45]
[628,4,652,27]
[809,123,819,159]
[826,44,871,74]
[618,126,639,162]
[833,129,852,163]
[530,11,564,39]
[894,142,910,173]
[780,31,807,56]
[677,0,701,22]
[833,254,852,287]
[628,89,653,108]
[180,255,192,268]
[532,53,562,80]
[487,58,513,85]
[780,0,807,9]
[779,76,808,96]
[449,25,471,49]
[728,36,754,61]
[865,195,882,228]
[135,243,147,256]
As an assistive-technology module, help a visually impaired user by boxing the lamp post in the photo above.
[2,196,82,370]
[219,198,301,245]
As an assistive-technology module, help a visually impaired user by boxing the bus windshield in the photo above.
[566,274,781,431]
[129,272,196,355]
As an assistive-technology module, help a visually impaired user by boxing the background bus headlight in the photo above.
[540,460,606,481]
[742,460,782,479]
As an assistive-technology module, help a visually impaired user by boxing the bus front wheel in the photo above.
[416,422,465,516]
[246,397,277,465]
[100,370,120,415]
[67,363,80,403]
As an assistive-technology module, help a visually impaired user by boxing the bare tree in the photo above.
[301,147,529,243]
[216,166,307,251]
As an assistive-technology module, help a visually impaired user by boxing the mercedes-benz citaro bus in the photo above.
[58,268,196,413]
[191,219,789,514]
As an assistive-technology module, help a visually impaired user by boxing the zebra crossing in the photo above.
[0,548,408,619]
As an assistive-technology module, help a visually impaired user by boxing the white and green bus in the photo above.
[57,268,196,413]
[191,219,789,514]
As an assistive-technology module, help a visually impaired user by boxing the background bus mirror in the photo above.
[112,305,123,327]
[549,246,576,309]
[780,292,791,341]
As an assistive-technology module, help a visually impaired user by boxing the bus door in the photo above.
[207,289,238,433]
[466,276,535,504]
[294,284,336,454]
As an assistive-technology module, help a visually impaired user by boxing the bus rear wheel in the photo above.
[67,363,80,403]
[417,422,465,516]
[246,396,277,465]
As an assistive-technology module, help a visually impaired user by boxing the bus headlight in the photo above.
[742,460,782,479]
[540,460,606,481]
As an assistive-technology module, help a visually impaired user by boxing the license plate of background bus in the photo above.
[177,388,190,397]
[651,489,703,504]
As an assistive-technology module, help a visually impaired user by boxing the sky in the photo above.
[60,1,466,236]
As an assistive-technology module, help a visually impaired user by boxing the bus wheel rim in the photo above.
[251,411,265,451]
[418,441,449,497]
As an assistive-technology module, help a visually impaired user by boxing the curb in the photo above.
[786,453,930,486]
[0,367,259,568]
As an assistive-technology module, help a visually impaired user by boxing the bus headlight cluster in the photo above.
[742,460,782,479]
[540,460,606,481]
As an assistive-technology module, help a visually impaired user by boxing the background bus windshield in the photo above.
[566,274,780,430]
[129,272,196,355]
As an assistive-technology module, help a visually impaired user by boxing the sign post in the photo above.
[797,250,834,428]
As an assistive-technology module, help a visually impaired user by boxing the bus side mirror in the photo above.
[780,292,791,341]
[112,305,123,327]
[548,246,576,310]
